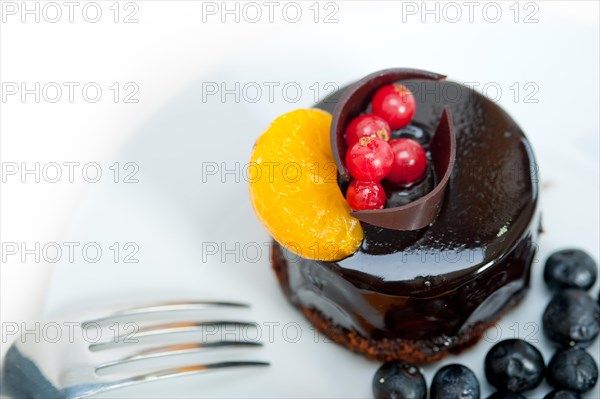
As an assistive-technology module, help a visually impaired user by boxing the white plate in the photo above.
[44,14,599,398]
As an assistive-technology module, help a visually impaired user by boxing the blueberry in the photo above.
[430,364,480,399]
[547,348,598,393]
[544,249,597,291]
[372,361,427,399]
[543,390,582,399]
[484,339,545,392]
[486,392,526,399]
[543,289,600,348]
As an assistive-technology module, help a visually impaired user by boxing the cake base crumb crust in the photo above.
[272,243,528,364]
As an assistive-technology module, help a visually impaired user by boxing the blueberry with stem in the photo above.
[372,361,426,399]
[484,339,545,392]
[547,348,598,393]
[543,289,600,348]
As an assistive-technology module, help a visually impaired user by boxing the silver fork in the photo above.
[1,301,269,399]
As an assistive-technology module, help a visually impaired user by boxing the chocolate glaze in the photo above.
[273,78,540,356]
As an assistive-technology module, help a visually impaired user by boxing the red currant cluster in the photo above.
[345,84,428,211]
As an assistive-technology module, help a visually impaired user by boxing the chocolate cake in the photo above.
[251,69,540,363]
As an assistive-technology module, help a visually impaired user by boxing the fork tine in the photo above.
[95,341,263,372]
[82,301,249,327]
[125,361,270,381]
[68,362,270,399]
[89,321,257,351]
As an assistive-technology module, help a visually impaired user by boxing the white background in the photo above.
[1,1,599,397]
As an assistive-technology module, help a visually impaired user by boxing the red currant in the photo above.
[346,137,393,182]
[386,138,427,185]
[371,84,416,129]
[345,114,391,148]
[346,180,386,210]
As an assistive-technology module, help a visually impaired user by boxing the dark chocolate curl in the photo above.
[350,107,456,230]
[331,68,446,181]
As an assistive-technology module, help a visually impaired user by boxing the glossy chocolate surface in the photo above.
[275,79,540,342]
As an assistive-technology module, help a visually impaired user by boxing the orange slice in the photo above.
[248,109,363,261]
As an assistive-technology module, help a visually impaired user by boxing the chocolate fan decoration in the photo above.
[330,68,456,231]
